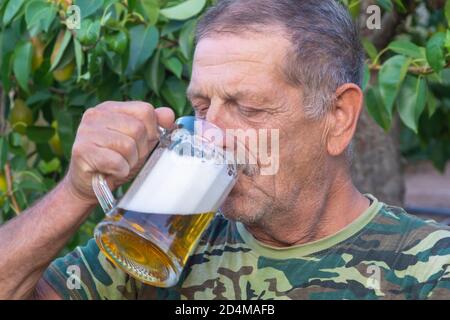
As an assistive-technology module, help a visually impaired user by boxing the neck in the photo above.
[245,167,370,248]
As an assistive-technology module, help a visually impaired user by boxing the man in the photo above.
[1,0,450,300]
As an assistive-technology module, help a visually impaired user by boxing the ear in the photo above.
[326,83,363,156]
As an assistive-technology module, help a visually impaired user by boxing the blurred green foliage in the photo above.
[344,0,450,171]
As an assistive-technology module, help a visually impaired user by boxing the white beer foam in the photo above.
[118,149,236,215]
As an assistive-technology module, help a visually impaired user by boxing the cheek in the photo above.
[273,133,326,192]
[283,123,326,161]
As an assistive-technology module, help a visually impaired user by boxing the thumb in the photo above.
[155,107,175,129]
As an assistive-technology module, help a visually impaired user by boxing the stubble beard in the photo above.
[220,186,299,230]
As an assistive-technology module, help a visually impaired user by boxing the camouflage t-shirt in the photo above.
[43,195,450,300]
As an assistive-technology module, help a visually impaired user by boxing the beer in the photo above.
[94,147,237,287]
[96,210,215,287]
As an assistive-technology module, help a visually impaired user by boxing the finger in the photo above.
[154,107,175,129]
[76,144,131,180]
[87,112,150,161]
[97,101,159,140]
[79,128,140,170]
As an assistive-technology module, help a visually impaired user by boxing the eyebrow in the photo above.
[187,87,269,105]
[186,87,203,101]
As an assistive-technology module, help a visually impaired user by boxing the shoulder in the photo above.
[372,203,450,284]
[374,203,450,248]
[351,202,450,298]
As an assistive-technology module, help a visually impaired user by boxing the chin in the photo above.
[219,179,271,224]
[220,193,245,219]
[219,192,261,225]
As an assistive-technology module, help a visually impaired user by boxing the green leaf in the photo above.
[16,170,46,192]
[8,132,26,158]
[347,0,361,18]
[105,30,128,55]
[145,49,165,96]
[361,38,378,62]
[137,0,159,25]
[445,30,450,52]
[50,30,72,71]
[1,26,20,91]
[160,0,206,21]
[74,39,83,82]
[25,126,55,143]
[68,90,90,106]
[0,52,12,92]
[0,136,8,169]
[161,20,185,36]
[75,0,104,19]
[54,40,75,70]
[430,141,446,172]
[163,57,183,79]
[33,144,53,165]
[388,40,425,60]
[126,25,159,75]
[378,55,411,116]
[3,0,25,25]
[427,90,438,118]
[1,25,20,56]
[25,1,57,35]
[362,63,370,91]
[26,90,52,105]
[426,32,446,73]
[54,109,75,159]
[76,19,101,46]
[445,0,450,25]
[38,158,61,175]
[179,19,197,59]
[440,68,450,86]
[13,41,33,93]
[397,76,427,133]
[392,0,407,14]
[9,132,22,148]
[376,0,393,12]
[365,86,392,131]
[161,76,187,116]
[105,51,127,76]
[129,80,148,100]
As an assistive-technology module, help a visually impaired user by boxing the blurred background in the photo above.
[0,0,449,255]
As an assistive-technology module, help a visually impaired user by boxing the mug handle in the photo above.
[92,174,115,215]
[91,126,169,215]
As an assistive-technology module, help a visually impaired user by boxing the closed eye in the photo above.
[193,105,209,119]
[238,106,265,117]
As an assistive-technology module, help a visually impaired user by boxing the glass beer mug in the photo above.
[92,116,239,288]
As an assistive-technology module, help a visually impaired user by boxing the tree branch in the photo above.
[0,87,6,135]
[4,163,21,215]
[369,60,450,75]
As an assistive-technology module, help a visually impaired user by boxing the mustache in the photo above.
[240,163,260,177]
[224,137,261,178]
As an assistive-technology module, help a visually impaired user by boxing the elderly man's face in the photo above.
[188,32,329,226]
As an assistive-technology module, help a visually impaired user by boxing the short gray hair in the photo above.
[196,0,364,119]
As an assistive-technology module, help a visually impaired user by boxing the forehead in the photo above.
[189,32,291,95]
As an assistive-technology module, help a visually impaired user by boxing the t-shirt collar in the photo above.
[235,194,382,258]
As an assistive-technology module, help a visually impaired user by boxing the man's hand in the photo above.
[64,101,175,205]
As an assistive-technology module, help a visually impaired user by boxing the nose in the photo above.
[205,100,223,128]
[201,101,233,151]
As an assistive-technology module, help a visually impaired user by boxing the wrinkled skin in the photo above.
[188,31,368,246]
